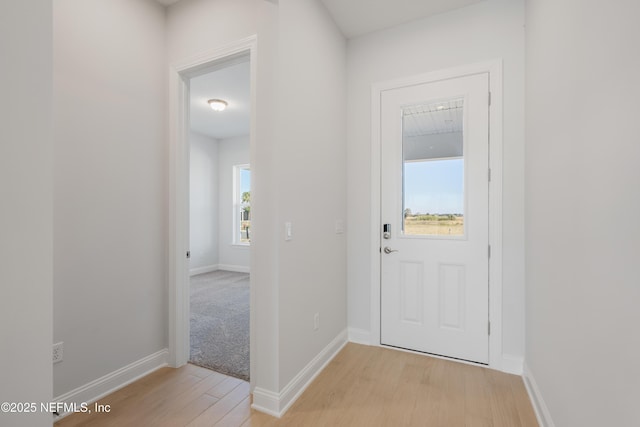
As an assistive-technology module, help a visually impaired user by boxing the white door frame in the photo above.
[168,36,258,387]
[370,60,504,370]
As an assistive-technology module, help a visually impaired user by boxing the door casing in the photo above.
[168,36,257,389]
[370,60,504,370]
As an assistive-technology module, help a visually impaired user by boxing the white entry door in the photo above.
[380,73,490,364]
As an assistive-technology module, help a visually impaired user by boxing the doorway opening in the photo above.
[188,58,251,381]
[168,36,257,386]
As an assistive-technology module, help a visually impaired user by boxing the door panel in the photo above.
[438,263,465,331]
[380,73,489,363]
[399,261,424,324]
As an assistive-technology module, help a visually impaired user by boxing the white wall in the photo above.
[276,0,347,387]
[525,0,640,425]
[53,0,167,396]
[189,133,250,274]
[189,132,220,272]
[0,1,53,425]
[346,0,526,362]
[168,0,347,397]
[167,0,282,393]
[217,135,250,270]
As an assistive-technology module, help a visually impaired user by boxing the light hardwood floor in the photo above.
[56,343,538,427]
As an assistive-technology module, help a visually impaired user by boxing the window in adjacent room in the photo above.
[233,164,251,244]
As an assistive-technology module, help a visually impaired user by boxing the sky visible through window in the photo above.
[404,158,464,215]
[240,168,250,193]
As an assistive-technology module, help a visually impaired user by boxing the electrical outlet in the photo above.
[52,342,63,364]
[314,313,319,331]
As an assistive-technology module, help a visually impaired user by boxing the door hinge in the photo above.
[488,321,491,335]
[186,251,191,259]
[488,91,492,106]
[488,168,492,182]
[488,245,491,258]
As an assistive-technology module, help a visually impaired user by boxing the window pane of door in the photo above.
[402,98,465,237]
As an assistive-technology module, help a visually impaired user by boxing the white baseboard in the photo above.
[348,327,372,345]
[523,362,555,427]
[53,349,168,420]
[190,264,250,275]
[189,264,219,276]
[251,388,281,417]
[217,264,250,273]
[501,354,524,375]
[252,329,348,418]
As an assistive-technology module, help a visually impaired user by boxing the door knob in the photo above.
[384,247,398,254]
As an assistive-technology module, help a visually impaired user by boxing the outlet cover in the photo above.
[52,342,63,364]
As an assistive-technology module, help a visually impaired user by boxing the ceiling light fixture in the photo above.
[207,99,228,112]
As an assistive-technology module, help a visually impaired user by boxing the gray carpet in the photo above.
[190,270,250,381]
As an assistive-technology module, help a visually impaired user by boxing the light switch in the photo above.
[285,222,292,241]
[335,219,344,234]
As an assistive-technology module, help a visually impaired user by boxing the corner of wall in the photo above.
[347,327,372,345]
[252,329,347,417]
[522,362,555,427]
[500,354,524,375]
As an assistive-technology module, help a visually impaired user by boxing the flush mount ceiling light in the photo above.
[207,99,228,112]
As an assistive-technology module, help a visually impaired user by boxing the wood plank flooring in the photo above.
[55,343,538,427]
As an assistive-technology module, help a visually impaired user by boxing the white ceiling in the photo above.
[156,0,485,38]
[155,0,181,6]
[190,61,250,140]
[175,0,485,139]
[320,0,485,38]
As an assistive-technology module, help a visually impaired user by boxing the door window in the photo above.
[402,98,465,237]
